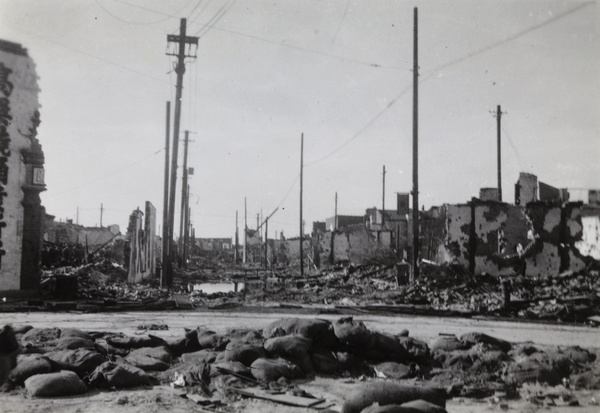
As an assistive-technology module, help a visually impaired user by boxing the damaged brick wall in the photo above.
[444,200,599,277]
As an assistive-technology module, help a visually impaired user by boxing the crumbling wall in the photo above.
[576,211,600,260]
[127,202,156,283]
[445,204,471,269]
[473,202,528,275]
[346,225,375,264]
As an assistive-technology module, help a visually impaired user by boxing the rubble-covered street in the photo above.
[1,311,600,413]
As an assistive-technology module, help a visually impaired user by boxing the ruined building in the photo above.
[0,40,45,295]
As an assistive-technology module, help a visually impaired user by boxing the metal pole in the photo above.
[412,8,420,280]
[300,133,304,276]
[161,101,171,287]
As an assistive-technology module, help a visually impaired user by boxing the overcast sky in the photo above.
[1,0,598,239]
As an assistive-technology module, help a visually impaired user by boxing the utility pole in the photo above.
[412,7,420,281]
[334,192,338,230]
[299,133,304,277]
[258,207,278,270]
[234,210,239,264]
[166,18,198,286]
[382,165,386,228]
[493,105,505,202]
[76,207,79,225]
[183,198,190,267]
[243,197,247,264]
[179,131,190,244]
[100,204,103,227]
[161,101,171,288]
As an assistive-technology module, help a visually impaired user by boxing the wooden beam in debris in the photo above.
[233,387,325,408]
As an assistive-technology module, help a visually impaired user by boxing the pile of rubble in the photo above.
[1,317,599,411]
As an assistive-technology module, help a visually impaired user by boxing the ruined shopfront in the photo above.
[0,40,45,295]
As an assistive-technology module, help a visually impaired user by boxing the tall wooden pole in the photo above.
[235,210,239,264]
[161,101,171,287]
[299,133,304,276]
[496,105,503,202]
[243,197,247,264]
[412,8,420,280]
[382,165,386,228]
[334,192,338,230]
[179,131,189,243]
[166,18,197,286]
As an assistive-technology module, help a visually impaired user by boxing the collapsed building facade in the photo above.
[301,172,600,277]
[0,40,46,295]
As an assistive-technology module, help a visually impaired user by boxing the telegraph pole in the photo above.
[412,8,420,280]
[243,197,247,264]
[161,101,171,287]
[166,18,198,286]
[299,133,304,276]
[100,204,103,227]
[235,210,239,264]
[495,105,505,202]
[382,165,386,228]
[179,131,190,243]
[334,192,338,230]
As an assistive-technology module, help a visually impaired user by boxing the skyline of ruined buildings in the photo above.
[0,37,598,295]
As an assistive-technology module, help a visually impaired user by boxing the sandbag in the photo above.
[127,346,172,364]
[311,349,345,375]
[263,318,339,349]
[0,325,20,386]
[250,357,302,382]
[332,317,372,350]
[224,341,265,367]
[11,325,33,336]
[181,349,218,364]
[106,335,167,349]
[58,328,92,341]
[431,337,470,352]
[374,362,415,380]
[25,370,87,397]
[45,349,105,377]
[210,361,250,380]
[366,333,410,363]
[8,354,52,385]
[397,337,430,363]
[459,332,511,353]
[165,332,202,357]
[21,328,61,348]
[195,329,230,351]
[361,399,448,413]
[340,381,446,413]
[503,360,562,386]
[264,335,313,373]
[52,336,95,351]
[571,371,600,390]
[125,349,170,372]
[86,361,150,389]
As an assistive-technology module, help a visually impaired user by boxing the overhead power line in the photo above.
[305,1,593,167]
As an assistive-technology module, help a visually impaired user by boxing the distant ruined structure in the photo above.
[0,40,46,295]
